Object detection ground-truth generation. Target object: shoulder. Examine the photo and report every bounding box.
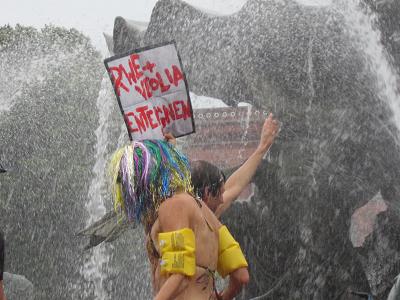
[159,193,196,213]
[158,193,197,231]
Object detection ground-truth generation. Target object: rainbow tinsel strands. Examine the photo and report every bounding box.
[108,140,193,224]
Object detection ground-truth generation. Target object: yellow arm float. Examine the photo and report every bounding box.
[158,228,196,276]
[217,225,248,278]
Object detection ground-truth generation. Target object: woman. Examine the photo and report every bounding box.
[109,140,236,299]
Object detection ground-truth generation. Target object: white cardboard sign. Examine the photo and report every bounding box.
[104,41,195,140]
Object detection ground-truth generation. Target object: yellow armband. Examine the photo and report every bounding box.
[158,228,196,276]
[217,225,248,278]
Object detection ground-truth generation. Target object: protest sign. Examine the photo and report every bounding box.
[104,41,195,140]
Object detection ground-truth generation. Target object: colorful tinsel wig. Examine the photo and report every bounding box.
[108,140,193,225]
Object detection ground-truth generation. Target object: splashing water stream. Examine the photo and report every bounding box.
[238,104,253,160]
[72,1,400,298]
[81,75,115,300]
[335,0,400,139]
[1,1,399,298]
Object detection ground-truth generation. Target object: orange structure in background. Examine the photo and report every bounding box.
[181,106,268,201]
[181,106,268,170]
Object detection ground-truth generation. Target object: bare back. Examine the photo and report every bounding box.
[148,193,220,300]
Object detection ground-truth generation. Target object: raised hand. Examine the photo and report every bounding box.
[258,113,280,153]
[163,131,177,146]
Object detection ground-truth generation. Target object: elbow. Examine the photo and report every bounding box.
[232,268,250,286]
[238,269,250,286]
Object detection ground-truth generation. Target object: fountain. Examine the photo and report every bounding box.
[1,0,400,298]
[80,75,115,300]
[111,0,400,298]
[0,25,104,299]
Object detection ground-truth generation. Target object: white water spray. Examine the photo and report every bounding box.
[336,0,400,138]
[0,37,92,113]
[295,0,332,6]
[238,104,253,160]
[81,75,115,300]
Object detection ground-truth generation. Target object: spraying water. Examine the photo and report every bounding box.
[295,0,332,6]
[336,0,400,138]
[238,104,253,160]
[1,1,400,298]
[0,36,77,113]
[81,75,115,300]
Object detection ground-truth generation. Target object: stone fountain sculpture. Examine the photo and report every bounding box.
[109,0,400,298]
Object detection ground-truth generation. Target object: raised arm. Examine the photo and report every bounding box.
[163,131,176,146]
[154,195,193,300]
[215,113,280,217]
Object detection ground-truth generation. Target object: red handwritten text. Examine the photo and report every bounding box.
[109,54,184,100]
[124,100,192,134]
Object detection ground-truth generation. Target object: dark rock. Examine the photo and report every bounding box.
[113,17,148,54]
[111,0,400,298]
[0,25,103,300]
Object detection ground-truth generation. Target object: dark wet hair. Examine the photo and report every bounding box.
[190,160,226,199]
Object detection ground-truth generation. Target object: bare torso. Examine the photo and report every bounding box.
[148,193,220,300]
